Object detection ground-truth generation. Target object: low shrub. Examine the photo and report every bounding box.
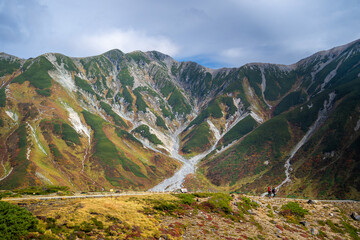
[175,193,196,205]
[0,201,38,239]
[280,202,308,221]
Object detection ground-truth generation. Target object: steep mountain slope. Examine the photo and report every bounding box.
[0,39,359,199]
[199,39,360,199]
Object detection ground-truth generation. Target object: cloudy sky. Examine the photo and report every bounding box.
[1,0,360,68]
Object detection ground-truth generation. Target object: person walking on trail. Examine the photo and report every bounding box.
[272,187,276,197]
[267,186,271,197]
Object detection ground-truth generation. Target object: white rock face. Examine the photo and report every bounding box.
[355,119,360,132]
[5,110,18,122]
[63,104,91,142]
[260,67,272,109]
[26,147,31,160]
[250,111,263,124]
[207,120,221,141]
[27,122,47,156]
[36,172,53,185]
[320,58,345,92]
[45,53,77,93]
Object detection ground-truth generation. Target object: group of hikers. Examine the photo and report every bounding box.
[267,186,276,197]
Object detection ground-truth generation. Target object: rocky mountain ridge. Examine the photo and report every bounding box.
[0,39,359,199]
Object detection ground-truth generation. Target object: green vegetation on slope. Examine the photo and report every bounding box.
[80,56,112,81]
[223,71,251,109]
[331,49,360,88]
[115,129,142,146]
[100,101,127,128]
[221,115,258,147]
[132,125,163,145]
[205,116,291,186]
[45,120,81,146]
[159,80,175,97]
[135,86,174,119]
[106,89,114,98]
[61,123,81,146]
[13,56,54,89]
[0,88,6,107]
[177,62,222,99]
[187,100,222,129]
[263,68,296,101]
[133,89,149,112]
[35,88,51,97]
[116,87,134,111]
[188,96,237,130]
[285,92,330,132]
[0,124,31,189]
[155,69,192,115]
[0,58,20,76]
[167,88,191,115]
[82,111,146,184]
[126,51,150,64]
[54,54,78,72]
[155,114,168,130]
[273,91,306,116]
[182,122,212,154]
[74,76,96,96]
[160,104,174,120]
[235,116,291,159]
[49,144,63,160]
[243,66,263,99]
[291,82,360,199]
[13,186,70,196]
[117,68,134,88]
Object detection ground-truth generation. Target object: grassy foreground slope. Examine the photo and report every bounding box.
[2,193,360,239]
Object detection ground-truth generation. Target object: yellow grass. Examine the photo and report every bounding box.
[32,194,177,239]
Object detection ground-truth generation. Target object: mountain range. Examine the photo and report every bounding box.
[0,39,359,199]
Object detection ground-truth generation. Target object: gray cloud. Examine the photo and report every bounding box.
[1,0,360,68]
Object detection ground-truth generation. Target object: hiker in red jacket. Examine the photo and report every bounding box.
[267,186,271,197]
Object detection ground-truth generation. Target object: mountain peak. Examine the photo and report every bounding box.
[296,38,360,68]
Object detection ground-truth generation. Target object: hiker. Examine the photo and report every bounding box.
[272,187,276,197]
[267,186,271,197]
